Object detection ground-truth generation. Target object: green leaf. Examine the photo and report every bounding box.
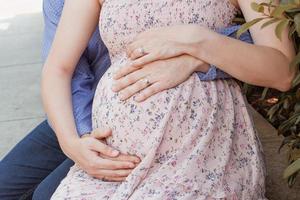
[285,8,300,14]
[237,18,265,38]
[283,98,291,109]
[295,116,300,125]
[275,19,290,40]
[290,51,300,74]
[293,72,300,87]
[291,0,300,4]
[260,87,269,100]
[251,2,265,13]
[271,4,297,18]
[279,136,296,152]
[283,158,300,179]
[289,24,296,38]
[268,103,280,120]
[261,18,280,29]
[297,88,300,99]
[294,13,300,37]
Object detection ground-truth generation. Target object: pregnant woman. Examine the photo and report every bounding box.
[42,0,295,199]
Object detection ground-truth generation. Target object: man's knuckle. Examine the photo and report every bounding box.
[87,161,97,169]
[85,140,94,148]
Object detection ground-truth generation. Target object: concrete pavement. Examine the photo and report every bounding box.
[0,0,44,158]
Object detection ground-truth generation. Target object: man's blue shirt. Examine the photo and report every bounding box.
[42,0,253,136]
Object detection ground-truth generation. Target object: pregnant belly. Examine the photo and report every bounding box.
[91,56,216,158]
[92,66,178,158]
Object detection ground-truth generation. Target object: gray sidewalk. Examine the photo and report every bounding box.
[0,0,44,158]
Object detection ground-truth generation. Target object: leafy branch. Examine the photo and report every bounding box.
[236,0,300,187]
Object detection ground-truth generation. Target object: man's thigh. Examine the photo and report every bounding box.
[33,159,74,200]
[0,120,67,200]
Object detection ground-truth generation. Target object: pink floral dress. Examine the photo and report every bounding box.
[51,0,267,199]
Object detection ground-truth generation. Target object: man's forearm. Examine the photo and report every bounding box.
[43,0,96,136]
[41,66,79,144]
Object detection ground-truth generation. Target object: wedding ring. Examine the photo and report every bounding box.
[137,47,146,56]
[142,78,151,86]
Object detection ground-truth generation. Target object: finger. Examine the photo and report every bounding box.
[119,78,151,100]
[90,139,120,157]
[93,175,127,182]
[91,128,112,139]
[101,153,141,164]
[95,158,136,170]
[126,40,144,57]
[135,82,162,102]
[113,63,141,81]
[131,53,159,69]
[106,176,127,182]
[130,48,147,60]
[112,70,145,92]
[95,169,133,178]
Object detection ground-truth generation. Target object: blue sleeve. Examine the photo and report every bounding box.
[42,0,94,136]
[197,25,253,81]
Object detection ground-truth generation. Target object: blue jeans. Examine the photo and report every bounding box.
[0,120,74,200]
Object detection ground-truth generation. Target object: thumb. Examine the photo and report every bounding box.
[91,128,112,140]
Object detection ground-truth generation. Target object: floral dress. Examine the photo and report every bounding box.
[51,0,267,199]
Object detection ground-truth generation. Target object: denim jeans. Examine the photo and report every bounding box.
[0,120,74,200]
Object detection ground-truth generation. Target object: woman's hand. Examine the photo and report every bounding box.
[126,25,213,68]
[112,55,209,102]
[126,38,186,68]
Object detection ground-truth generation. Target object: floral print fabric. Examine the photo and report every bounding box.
[51,0,267,199]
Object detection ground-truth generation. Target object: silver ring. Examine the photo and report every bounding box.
[137,47,146,55]
[142,78,151,86]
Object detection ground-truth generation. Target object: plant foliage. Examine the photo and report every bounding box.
[238,0,300,187]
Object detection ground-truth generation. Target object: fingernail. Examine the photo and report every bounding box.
[111,85,117,92]
[105,128,112,134]
[134,97,140,102]
[113,74,118,80]
[112,150,119,156]
[128,163,135,168]
[119,94,125,100]
[134,96,142,102]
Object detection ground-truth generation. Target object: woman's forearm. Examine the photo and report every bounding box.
[184,30,295,91]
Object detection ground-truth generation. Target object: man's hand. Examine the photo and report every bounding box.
[61,128,141,182]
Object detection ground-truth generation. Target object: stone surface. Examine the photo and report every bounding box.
[0,14,43,67]
[250,106,300,200]
[0,0,44,159]
[0,63,44,122]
